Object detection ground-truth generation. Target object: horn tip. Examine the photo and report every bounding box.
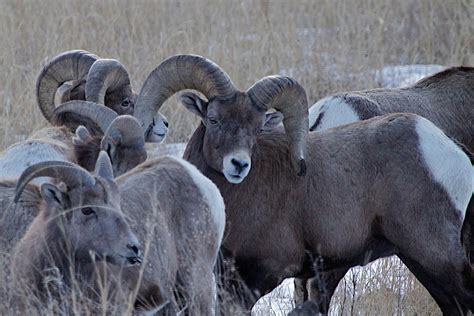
[297,159,306,176]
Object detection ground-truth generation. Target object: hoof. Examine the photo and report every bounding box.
[288,301,322,316]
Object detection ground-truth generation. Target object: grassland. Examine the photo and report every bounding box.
[0,0,472,314]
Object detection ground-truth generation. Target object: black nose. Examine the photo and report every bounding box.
[231,158,249,173]
[127,243,139,255]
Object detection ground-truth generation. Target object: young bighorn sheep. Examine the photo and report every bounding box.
[0,100,147,182]
[114,155,226,314]
[308,66,474,152]
[37,50,169,142]
[5,151,225,314]
[9,153,155,312]
[131,54,474,315]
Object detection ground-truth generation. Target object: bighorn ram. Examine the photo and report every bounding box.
[37,50,169,142]
[0,100,147,182]
[9,153,160,312]
[304,66,474,306]
[308,66,474,152]
[130,54,474,315]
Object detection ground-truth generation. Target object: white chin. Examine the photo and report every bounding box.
[224,172,245,184]
[149,134,165,143]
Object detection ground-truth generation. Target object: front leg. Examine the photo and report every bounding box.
[290,267,349,315]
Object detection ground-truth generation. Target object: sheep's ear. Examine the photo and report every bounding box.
[262,111,283,131]
[100,136,119,168]
[72,126,93,146]
[57,83,72,102]
[40,183,65,210]
[95,150,114,180]
[58,81,86,103]
[179,92,208,119]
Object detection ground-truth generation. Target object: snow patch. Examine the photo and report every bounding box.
[373,64,445,88]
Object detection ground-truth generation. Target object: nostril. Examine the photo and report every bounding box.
[127,243,139,255]
[231,158,241,168]
[231,158,249,173]
[163,120,169,128]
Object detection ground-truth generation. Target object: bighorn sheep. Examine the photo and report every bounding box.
[9,153,155,312]
[114,155,226,314]
[6,150,225,314]
[0,101,147,183]
[37,50,169,142]
[304,67,474,306]
[308,66,474,152]
[130,54,474,315]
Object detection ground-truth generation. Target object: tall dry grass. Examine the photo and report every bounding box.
[0,0,473,314]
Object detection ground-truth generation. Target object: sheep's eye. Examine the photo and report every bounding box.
[209,118,218,125]
[81,207,95,216]
[121,98,132,108]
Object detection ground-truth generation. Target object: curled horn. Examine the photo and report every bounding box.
[133,54,236,139]
[51,100,118,133]
[85,59,132,104]
[14,161,96,203]
[36,50,99,122]
[101,115,145,149]
[247,76,308,176]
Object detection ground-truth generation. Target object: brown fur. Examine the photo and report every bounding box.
[59,80,136,132]
[11,174,138,301]
[70,133,146,177]
[334,66,474,152]
[0,124,145,181]
[60,80,136,116]
[8,161,165,312]
[184,112,474,314]
[115,156,223,315]
[0,181,40,253]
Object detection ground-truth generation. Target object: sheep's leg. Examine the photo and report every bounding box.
[388,217,474,313]
[291,268,348,315]
[175,262,217,316]
[293,278,308,305]
[398,254,468,315]
[214,251,257,314]
[461,197,474,265]
[192,266,217,316]
[307,267,349,314]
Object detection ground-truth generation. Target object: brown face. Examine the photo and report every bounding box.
[104,87,135,115]
[110,142,147,177]
[59,82,135,115]
[180,91,283,183]
[60,84,170,144]
[40,178,141,266]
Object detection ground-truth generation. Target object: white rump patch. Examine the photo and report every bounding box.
[172,157,226,244]
[0,141,68,184]
[309,96,360,131]
[416,117,472,219]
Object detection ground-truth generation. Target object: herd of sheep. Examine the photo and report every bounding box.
[0,50,473,315]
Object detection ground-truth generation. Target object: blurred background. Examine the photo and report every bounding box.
[1,0,472,314]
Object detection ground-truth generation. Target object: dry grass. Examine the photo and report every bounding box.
[0,0,473,314]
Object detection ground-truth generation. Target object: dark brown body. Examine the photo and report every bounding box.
[184,113,474,314]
